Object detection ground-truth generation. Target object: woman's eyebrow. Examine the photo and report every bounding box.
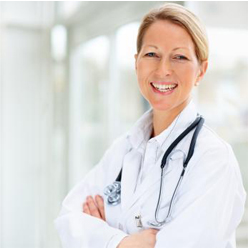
[173,47,189,51]
[144,45,158,49]
[144,45,190,51]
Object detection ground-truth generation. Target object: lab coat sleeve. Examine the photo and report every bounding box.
[155,144,246,248]
[54,137,128,248]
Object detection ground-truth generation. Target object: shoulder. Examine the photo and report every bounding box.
[101,109,152,162]
[103,133,130,161]
[92,132,130,176]
[198,123,233,158]
[183,122,246,201]
[187,122,239,176]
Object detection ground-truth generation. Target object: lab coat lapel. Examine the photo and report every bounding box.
[123,101,198,211]
[121,149,142,211]
[126,134,187,210]
[130,155,173,207]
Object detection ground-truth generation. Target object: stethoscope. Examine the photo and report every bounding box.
[104,115,204,227]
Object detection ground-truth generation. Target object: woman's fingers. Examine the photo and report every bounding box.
[95,195,106,221]
[85,196,102,219]
[82,195,106,221]
[82,202,90,215]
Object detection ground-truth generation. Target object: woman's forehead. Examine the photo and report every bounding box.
[142,21,195,50]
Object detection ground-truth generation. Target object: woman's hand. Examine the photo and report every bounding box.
[117,229,158,248]
[83,196,158,247]
[82,195,106,221]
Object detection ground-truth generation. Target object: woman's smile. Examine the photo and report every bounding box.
[150,82,178,95]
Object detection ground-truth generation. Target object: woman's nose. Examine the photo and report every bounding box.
[155,58,173,77]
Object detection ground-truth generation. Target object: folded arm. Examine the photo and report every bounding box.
[55,136,158,248]
[82,193,158,248]
[54,137,130,248]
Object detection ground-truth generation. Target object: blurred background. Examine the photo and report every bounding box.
[0,1,247,248]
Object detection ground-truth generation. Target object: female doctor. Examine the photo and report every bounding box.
[55,3,246,248]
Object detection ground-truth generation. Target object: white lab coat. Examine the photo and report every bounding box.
[55,102,246,248]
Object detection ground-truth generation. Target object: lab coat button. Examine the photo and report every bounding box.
[118,223,123,230]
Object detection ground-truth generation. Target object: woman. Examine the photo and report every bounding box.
[55,3,246,248]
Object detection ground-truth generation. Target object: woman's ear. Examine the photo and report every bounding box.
[134,54,138,71]
[195,60,208,85]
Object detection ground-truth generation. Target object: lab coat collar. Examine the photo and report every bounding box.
[153,100,198,150]
[126,100,198,153]
[126,108,153,150]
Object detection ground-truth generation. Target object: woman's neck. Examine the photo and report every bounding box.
[151,101,190,138]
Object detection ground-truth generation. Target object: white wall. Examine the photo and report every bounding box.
[0,2,61,248]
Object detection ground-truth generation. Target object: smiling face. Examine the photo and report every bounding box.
[135,20,208,114]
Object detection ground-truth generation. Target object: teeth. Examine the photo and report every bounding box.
[151,83,177,92]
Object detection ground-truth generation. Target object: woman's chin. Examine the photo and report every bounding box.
[150,102,172,112]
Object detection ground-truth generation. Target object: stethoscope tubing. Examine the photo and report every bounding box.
[104,115,205,227]
[152,116,205,225]
[161,116,204,169]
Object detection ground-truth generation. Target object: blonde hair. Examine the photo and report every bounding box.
[137,3,209,63]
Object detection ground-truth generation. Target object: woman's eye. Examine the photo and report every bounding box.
[145,52,157,57]
[174,55,188,60]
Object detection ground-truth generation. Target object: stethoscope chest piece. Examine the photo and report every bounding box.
[104,181,121,205]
